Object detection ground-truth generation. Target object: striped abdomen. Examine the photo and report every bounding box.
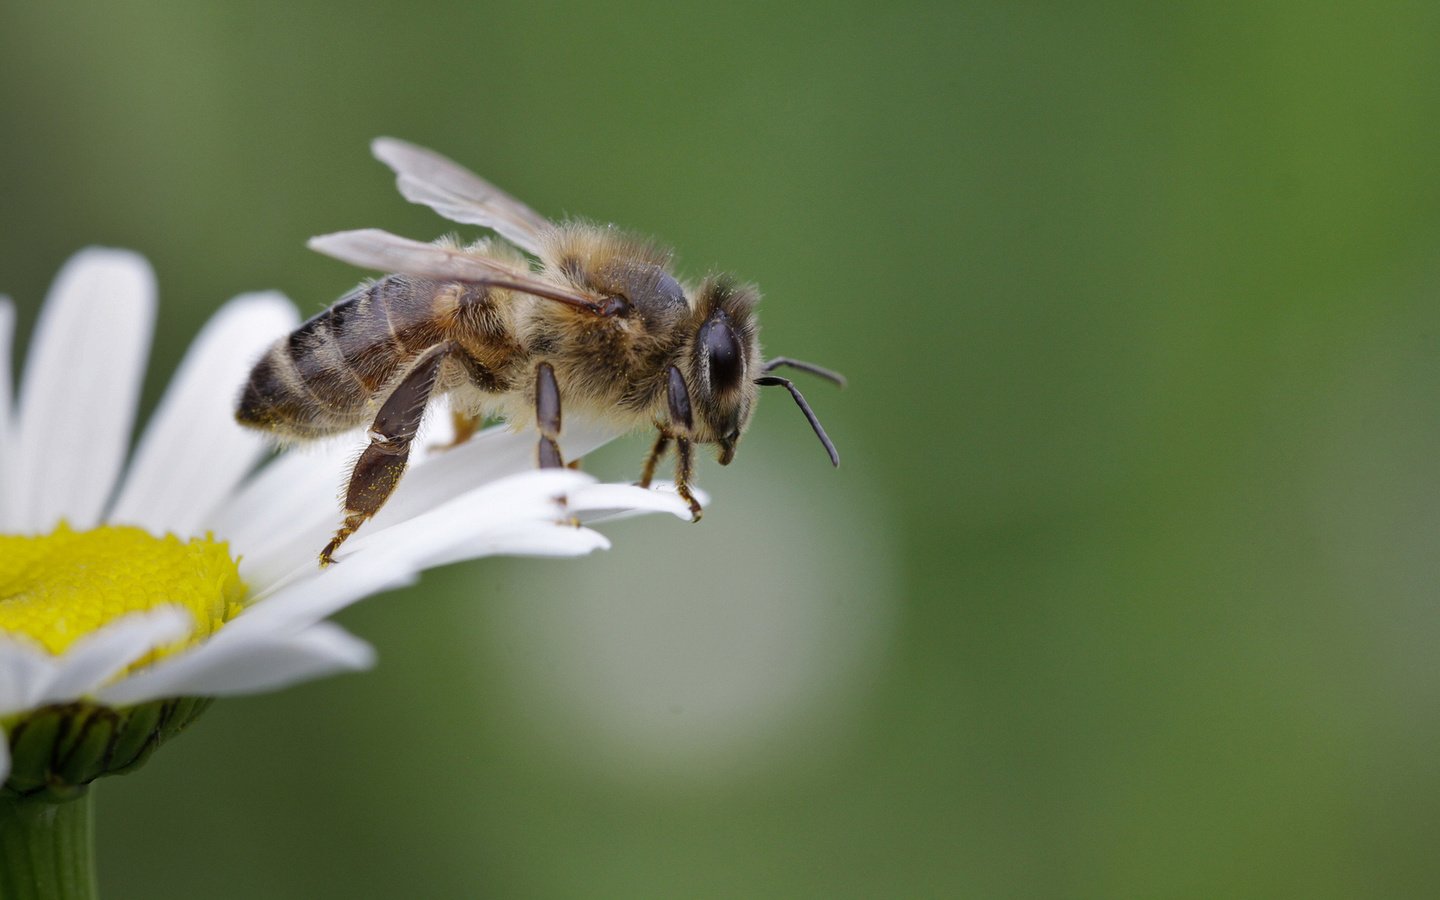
[237,275,449,438]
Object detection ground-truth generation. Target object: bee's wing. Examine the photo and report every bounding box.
[372,137,551,256]
[308,229,607,312]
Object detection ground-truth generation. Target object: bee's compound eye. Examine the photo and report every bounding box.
[653,270,687,310]
[699,313,743,392]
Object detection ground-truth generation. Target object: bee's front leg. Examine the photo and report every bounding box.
[665,366,703,521]
[321,342,454,566]
[534,361,564,468]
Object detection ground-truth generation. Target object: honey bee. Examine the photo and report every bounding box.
[236,138,842,565]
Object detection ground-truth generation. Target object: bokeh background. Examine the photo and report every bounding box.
[3,1,1439,896]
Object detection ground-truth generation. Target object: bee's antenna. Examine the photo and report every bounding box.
[755,375,840,466]
[761,357,847,388]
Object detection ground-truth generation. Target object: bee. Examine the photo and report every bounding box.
[236,138,842,565]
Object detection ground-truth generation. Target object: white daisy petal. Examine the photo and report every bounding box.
[571,481,710,526]
[430,522,612,566]
[36,608,193,705]
[245,469,591,625]
[9,249,155,532]
[98,621,374,705]
[346,468,702,570]
[0,634,59,716]
[0,298,14,522]
[224,555,421,640]
[109,293,298,536]
[365,417,619,532]
[224,419,621,589]
[345,468,593,563]
[243,466,591,607]
[565,482,695,520]
[236,470,594,643]
[352,471,647,569]
[212,437,357,588]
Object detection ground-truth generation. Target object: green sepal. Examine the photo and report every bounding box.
[53,709,116,790]
[3,698,212,800]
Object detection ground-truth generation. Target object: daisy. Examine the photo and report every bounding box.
[0,248,694,799]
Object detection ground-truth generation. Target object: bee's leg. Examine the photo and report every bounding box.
[432,349,505,451]
[535,361,565,469]
[674,437,702,521]
[321,342,452,566]
[638,432,672,488]
[665,366,703,521]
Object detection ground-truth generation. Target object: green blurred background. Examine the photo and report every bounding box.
[3,1,1439,896]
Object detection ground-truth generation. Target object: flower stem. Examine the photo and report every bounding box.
[0,790,97,900]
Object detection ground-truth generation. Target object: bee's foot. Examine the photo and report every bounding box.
[320,514,366,568]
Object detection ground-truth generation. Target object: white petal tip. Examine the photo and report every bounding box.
[57,249,157,302]
[372,136,404,158]
[225,290,299,314]
[563,527,612,554]
[67,246,152,271]
[565,483,696,520]
[332,638,378,672]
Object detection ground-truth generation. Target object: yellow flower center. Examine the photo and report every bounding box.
[0,523,244,658]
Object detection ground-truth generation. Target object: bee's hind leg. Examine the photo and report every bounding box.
[321,342,454,566]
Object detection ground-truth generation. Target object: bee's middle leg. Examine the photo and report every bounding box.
[665,366,703,521]
[638,432,672,488]
[321,342,453,566]
[534,361,565,468]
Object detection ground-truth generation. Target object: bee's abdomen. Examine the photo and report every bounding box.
[236,350,348,438]
[237,277,442,437]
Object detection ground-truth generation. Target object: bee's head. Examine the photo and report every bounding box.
[683,276,761,464]
[665,276,842,469]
